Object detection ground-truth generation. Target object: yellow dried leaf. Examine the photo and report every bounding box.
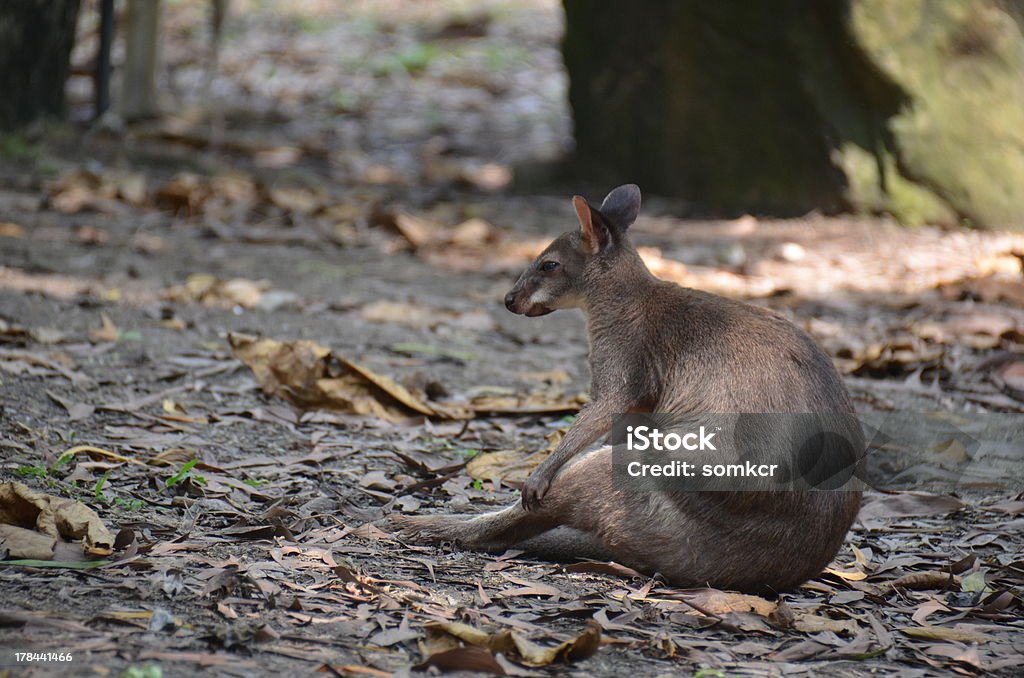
[825,567,868,581]
[89,313,120,342]
[793,613,859,636]
[267,185,321,214]
[162,399,184,415]
[0,222,26,238]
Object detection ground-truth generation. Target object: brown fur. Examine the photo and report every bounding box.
[393,185,862,593]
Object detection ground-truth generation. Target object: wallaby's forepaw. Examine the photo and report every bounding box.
[521,471,553,511]
[389,514,463,545]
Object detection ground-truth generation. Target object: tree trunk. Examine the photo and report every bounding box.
[562,0,1024,231]
[0,0,81,130]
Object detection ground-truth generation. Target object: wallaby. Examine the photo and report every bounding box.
[393,185,863,593]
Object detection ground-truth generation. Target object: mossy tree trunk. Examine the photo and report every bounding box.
[0,0,81,130]
[563,0,1024,231]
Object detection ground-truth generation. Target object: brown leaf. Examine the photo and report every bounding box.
[163,275,270,309]
[89,313,120,342]
[0,222,25,238]
[670,589,778,617]
[450,218,495,246]
[0,266,98,300]
[983,498,1024,515]
[229,333,581,422]
[391,212,440,249]
[793,613,860,636]
[916,312,1016,348]
[510,621,601,667]
[498,573,566,599]
[941,274,1024,307]
[891,571,958,591]
[425,621,515,655]
[46,390,95,421]
[859,492,966,521]
[771,640,832,662]
[155,172,206,215]
[900,625,990,644]
[466,450,541,485]
[0,524,59,559]
[266,185,322,215]
[995,361,1024,399]
[229,332,420,422]
[415,646,506,675]
[912,600,950,624]
[0,482,113,554]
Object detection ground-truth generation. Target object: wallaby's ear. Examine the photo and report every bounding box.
[573,195,608,254]
[598,184,642,232]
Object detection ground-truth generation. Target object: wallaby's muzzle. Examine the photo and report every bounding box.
[504,286,554,316]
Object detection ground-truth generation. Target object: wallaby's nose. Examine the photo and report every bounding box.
[504,291,517,311]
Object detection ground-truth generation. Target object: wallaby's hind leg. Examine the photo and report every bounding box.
[391,447,613,555]
[391,501,558,552]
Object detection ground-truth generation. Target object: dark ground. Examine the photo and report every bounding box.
[1,1,1023,676]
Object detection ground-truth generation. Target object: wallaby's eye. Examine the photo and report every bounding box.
[540,261,560,272]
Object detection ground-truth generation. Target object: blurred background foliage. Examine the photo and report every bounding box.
[2,0,1024,229]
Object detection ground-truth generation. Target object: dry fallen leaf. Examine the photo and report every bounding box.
[163,275,271,309]
[466,450,541,485]
[266,185,322,215]
[916,312,1017,348]
[0,266,99,300]
[228,332,464,423]
[89,313,120,342]
[0,222,26,238]
[425,619,600,668]
[415,646,506,675]
[424,621,515,655]
[824,566,868,582]
[670,589,778,617]
[467,430,564,484]
[0,524,60,560]
[899,625,990,644]
[793,613,859,636]
[0,482,114,556]
[941,274,1024,307]
[510,621,601,667]
[229,333,584,423]
[859,492,966,521]
[994,360,1024,399]
[155,172,206,215]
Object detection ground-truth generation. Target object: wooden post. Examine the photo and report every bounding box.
[121,0,161,121]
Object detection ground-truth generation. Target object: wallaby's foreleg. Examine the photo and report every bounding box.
[521,394,626,509]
